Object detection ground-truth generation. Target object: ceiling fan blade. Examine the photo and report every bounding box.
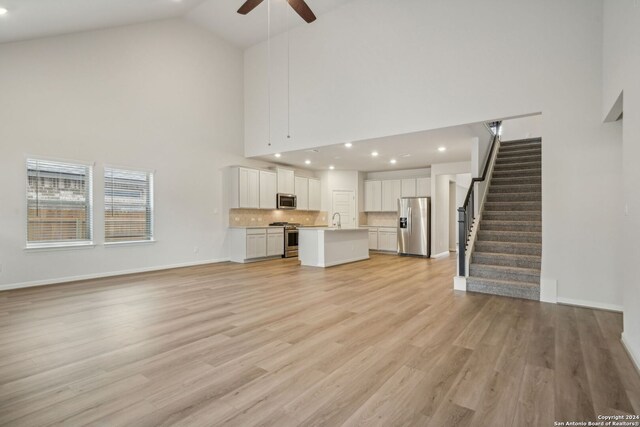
[237,0,265,15]
[287,0,317,23]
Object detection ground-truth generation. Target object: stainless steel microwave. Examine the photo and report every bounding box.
[277,193,297,210]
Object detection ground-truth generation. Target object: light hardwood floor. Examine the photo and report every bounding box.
[0,254,638,426]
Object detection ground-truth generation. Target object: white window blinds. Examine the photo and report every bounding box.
[27,159,93,247]
[104,167,154,243]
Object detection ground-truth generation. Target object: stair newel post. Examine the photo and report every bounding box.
[458,206,467,276]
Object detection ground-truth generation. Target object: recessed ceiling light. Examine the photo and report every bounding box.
[371,151,379,157]
[0,7,8,15]
[305,160,311,165]
[438,146,447,152]
[344,143,352,148]
[274,153,282,158]
[390,159,397,164]
[329,165,335,170]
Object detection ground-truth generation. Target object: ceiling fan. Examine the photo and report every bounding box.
[237,0,317,23]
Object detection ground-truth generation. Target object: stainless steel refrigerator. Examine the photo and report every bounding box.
[397,197,431,257]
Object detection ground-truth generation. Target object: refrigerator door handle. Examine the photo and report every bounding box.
[408,207,412,234]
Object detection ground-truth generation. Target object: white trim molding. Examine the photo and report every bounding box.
[0,258,230,292]
[621,333,640,376]
[453,276,466,291]
[431,251,451,259]
[557,297,623,312]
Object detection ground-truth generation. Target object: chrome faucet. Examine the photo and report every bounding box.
[332,212,342,229]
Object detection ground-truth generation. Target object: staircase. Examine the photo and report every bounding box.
[466,137,542,300]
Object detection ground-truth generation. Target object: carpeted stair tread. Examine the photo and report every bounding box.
[472,252,541,269]
[480,220,541,232]
[489,184,541,193]
[482,211,542,221]
[469,264,541,283]
[477,230,541,243]
[467,277,540,301]
[484,201,542,211]
[487,192,541,202]
[493,160,542,170]
[492,169,541,178]
[491,176,541,185]
[474,241,542,256]
[497,153,542,162]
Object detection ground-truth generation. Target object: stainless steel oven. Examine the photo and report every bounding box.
[270,222,299,258]
[284,227,299,258]
[277,193,297,210]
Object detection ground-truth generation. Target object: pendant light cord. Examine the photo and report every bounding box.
[267,0,271,146]
[287,3,291,139]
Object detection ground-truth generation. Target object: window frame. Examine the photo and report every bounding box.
[24,156,95,250]
[103,165,155,245]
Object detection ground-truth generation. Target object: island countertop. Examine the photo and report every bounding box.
[298,227,369,267]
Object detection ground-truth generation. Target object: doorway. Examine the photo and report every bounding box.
[332,190,356,228]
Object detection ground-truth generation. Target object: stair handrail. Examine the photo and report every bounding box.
[457,121,502,276]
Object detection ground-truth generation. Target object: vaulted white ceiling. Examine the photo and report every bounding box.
[187,0,354,48]
[0,0,353,47]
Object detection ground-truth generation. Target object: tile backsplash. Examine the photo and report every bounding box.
[363,212,397,227]
[229,209,328,227]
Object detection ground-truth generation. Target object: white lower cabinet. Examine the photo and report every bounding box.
[246,232,267,259]
[367,227,397,252]
[368,230,378,250]
[230,228,284,263]
[267,229,285,256]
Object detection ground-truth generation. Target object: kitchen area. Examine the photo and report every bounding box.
[226,161,442,267]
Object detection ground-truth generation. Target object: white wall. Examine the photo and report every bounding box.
[245,0,624,309]
[366,168,431,180]
[603,0,640,368]
[430,162,471,256]
[0,19,255,289]
[500,115,543,141]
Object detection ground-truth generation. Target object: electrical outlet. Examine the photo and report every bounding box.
[193,247,199,254]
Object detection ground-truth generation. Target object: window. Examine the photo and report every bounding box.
[104,167,154,243]
[27,158,93,247]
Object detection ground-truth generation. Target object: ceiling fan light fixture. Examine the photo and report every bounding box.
[237,0,316,23]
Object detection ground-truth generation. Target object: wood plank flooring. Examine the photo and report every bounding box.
[0,254,638,426]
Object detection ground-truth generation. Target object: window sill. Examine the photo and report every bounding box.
[25,242,96,252]
[104,239,156,247]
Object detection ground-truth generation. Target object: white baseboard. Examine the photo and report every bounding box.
[621,333,640,376]
[540,277,557,303]
[431,251,450,259]
[0,258,230,292]
[556,297,623,312]
[453,276,466,291]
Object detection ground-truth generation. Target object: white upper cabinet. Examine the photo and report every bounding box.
[364,180,382,212]
[277,168,295,194]
[308,178,321,211]
[295,176,309,211]
[259,170,277,209]
[229,167,260,209]
[401,179,416,197]
[381,180,402,212]
[416,177,431,197]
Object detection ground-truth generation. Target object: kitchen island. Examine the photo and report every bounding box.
[298,227,369,267]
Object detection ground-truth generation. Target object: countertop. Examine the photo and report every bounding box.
[299,227,368,232]
[228,225,286,229]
